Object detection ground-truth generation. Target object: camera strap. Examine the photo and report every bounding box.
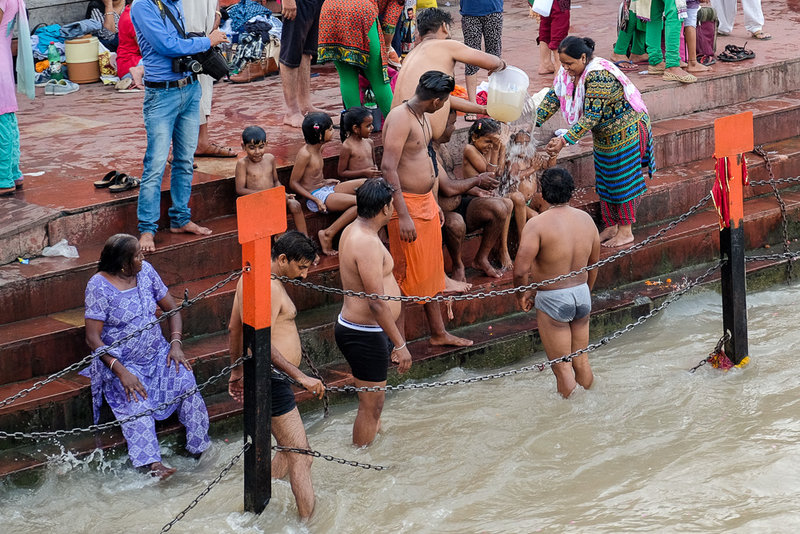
[150,0,188,38]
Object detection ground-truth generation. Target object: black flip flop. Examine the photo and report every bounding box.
[94,170,120,188]
[108,174,141,193]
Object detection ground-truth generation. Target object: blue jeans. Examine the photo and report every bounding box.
[137,81,201,235]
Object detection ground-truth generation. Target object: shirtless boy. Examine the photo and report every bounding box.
[336,178,412,447]
[289,112,366,255]
[235,126,308,236]
[227,231,324,519]
[382,70,472,348]
[513,167,600,398]
[391,7,506,143]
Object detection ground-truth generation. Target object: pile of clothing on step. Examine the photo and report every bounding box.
[220,0,283,83]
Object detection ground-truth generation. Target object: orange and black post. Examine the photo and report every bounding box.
[714,112,752,366]
[236,186,287,513]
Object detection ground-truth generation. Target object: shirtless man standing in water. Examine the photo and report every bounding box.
[392,7,506,143]
[227,231,324,519]
[336,178,412,446]
[513,168,600,398]
[382,70,472,348]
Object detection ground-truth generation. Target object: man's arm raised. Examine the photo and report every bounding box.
[381,112,416,242]
[448,40,505,74]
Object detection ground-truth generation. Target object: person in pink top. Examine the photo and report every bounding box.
[1,0,33,195]
[114,0,144,89]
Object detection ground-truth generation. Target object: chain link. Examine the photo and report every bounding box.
[0,269,245,411]
[689,332,731,373]
[160,442,251,533]
[324,262,723,394]
[272,445,389,470]
[749,175,800,186]
[0,356,249,441]
[275,193,712,303]
[753,147,793,280]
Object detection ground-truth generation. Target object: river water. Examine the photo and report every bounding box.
[3,283,800,533]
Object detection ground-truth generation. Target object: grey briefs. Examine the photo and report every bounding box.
[534,283,592,323]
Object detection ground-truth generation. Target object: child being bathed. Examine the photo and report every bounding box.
[289,113,366,255]
[234,125,308,236]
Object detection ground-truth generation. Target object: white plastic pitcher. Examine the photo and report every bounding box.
[486,66,530,123]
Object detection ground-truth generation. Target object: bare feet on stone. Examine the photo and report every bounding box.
[283,113,305,128]
[538,63,555,75]
[139,232,156,253]
[303,106,328,115]
[686,61,711,73]
[430,332,474,347]
[445,275,471,293]
[474,257,502,278]
[318,230,338,256]
[499,252,514,272]
[602,227,634,248]
[598,225,618,242]
[170,221,212,236]
[451,263,467,283]
[148,462,177,480]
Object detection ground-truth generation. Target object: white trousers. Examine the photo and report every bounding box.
[711,0,764,34]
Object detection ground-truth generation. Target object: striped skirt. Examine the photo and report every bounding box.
[592,113,655,205]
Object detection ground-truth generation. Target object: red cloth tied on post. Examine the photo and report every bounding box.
[711,155,749,230]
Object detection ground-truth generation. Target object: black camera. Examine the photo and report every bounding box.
[172,56,203,74]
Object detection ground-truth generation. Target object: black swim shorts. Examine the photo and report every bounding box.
[271,373,297,417]
[334,314,393,383]
[279,0,324,68]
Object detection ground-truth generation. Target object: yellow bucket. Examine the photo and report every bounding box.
[65,35,100,84]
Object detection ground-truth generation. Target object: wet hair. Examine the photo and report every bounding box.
[242,125,266,145]
[558,36,596,62]
[416,7,453,37]
[340,107,373,143]
[301,112,334,145]
[467,118,501,143]
[415,70,455,101]
[540,167,575,205]
[356,178,395,218]
[272,230,318,262]
[97,233,139,275]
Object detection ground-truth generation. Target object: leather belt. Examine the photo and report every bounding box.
[144,73,197,89]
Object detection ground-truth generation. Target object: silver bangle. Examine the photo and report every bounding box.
[109,358,118,371]
[392,342,407,352]
[170,338,183,346]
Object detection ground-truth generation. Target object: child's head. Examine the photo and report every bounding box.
[513,129,531,145]
[301,112,334,145]
[468,118,501,151]
[241,125,267,161]
[340,107,374,143]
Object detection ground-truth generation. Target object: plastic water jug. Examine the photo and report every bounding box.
[486,66,529,123]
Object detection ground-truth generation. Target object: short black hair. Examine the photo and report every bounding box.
[272,230,318,262]
[98,233,138,275]
[468,118,501,142]
[415,70,455,101]
[558,36,596,62]
[356,178,395,218]
[301,112,334,145]
[540,167,575,205]
[242,125,266,145]
[416,7,452,37]
[340,106,373,142]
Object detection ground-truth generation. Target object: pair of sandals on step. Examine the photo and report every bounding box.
[717,43,756,62]
[94,170,140,193]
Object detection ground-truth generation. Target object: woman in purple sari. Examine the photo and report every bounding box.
[82,234,210,479]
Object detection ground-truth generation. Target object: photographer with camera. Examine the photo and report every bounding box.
[130,0,228,253]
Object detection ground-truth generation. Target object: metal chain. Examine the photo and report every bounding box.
[301,348,329,417]
[689,332,731,373]
[325,261,724,394]
[749,175,800,186]
[273,445,388,470]
[160,442,251,533]
[745,250,800,262]
[0,268,245,410]
[274,193,713,303]
[753,147,793,279]
[0,356,249,441]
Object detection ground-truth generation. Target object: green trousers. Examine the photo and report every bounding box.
[334,21,393,115]
[645,0,682,68]
[613,16,647,57]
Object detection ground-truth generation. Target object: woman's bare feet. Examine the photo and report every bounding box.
[430,332,474,347]
[139,232,156,253]
[602,225,634,247]
[148,461,177,480]
[318,230,338,256]
[598,225,618,242]
[473,256,502,278]
[445,276,472,293]
[170,221,212,236]
[686,61,711,73]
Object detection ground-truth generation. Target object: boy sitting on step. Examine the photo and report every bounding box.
[289,113,366,255]
[235,125,308,237]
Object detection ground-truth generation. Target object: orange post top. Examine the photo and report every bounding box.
[236,187,288,329]
[714,112,753,228]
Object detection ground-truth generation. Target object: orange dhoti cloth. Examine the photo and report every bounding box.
[388,190,446,298]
